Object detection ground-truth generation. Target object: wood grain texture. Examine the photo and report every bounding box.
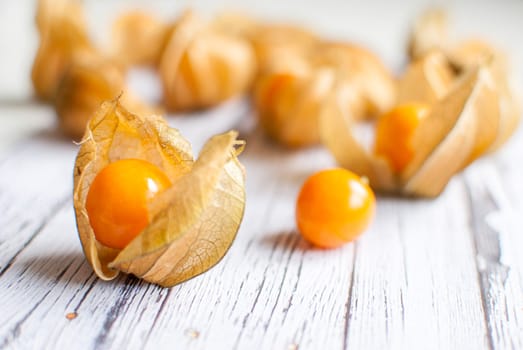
[1,116,522,349]
[463,129,523,350]
[0,134,75,277]
[345,179,489,350]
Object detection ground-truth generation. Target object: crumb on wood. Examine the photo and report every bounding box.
[65,312,77,320]
[185,329,200,339]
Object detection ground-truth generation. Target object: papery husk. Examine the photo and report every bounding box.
[319,91,397,191]
[249,23,319,74]
[254,41,396,147]
[449,41,519,152]
[398,50,455,105]
[254,65,337,148]
[73,99,246,287]
[489,76,521,151]
[110,11,171,67]
[402,66,500,196]
[54,57,158,140]
[312,42,397,118]
[408,9,510,77]
[35,0,85,37]
[211,12,317,70]
[321,65,504,197]
[110,133,245,286]
[211,13,317,83]
[54,58,125,139]
[406,8,520,162]
[74,100,193,280]
[159,11,256,111]
[449,39,508,75]
[211,11,259,39]
[408,8,449,60]
[32,0,96,100]
[448,42,521,150]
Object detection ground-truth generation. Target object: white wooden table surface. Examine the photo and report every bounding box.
[1,1,523,349]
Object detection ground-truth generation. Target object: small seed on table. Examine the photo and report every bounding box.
[65,312,77,320]
[185,329,200,339]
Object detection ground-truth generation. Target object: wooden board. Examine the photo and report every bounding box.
[1,100,522,349]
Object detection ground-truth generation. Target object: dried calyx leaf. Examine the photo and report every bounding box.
[36,0,85,38]
[158,11,256,111]
[211,13,319,76]
[110,11,171,67]
[32,0,96,100]
[249,23,319,74]
[407,8,520,155]
[402,66,500,196]
[54,57,158,140]
[254,61,337,147]
[449,39,508,75]
[211,11,259,39]
[319,92,397,192]
[408,9,509,76]
[408,8,449,60]
[489,74,521,151]
[73,99,246,287]
[398,50,455,105]
[54,58,125,139]
[312,42,396,118]
[321,64,507,197]
[254,41,396,148]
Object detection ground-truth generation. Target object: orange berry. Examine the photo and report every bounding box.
[296,169,375,248]
[374,103,429,173]
[256,73,294,108]
[85,159,171,249]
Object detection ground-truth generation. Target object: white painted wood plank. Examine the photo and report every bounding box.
[0,204,92,349]
[463,129,523,349]
[0,132,76,276]
[345,179,489,350]
[4,124,523,350]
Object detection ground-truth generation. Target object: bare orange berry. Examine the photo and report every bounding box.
[296,169,375,248]
[375,103,430,172]
[85,159,171,249]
